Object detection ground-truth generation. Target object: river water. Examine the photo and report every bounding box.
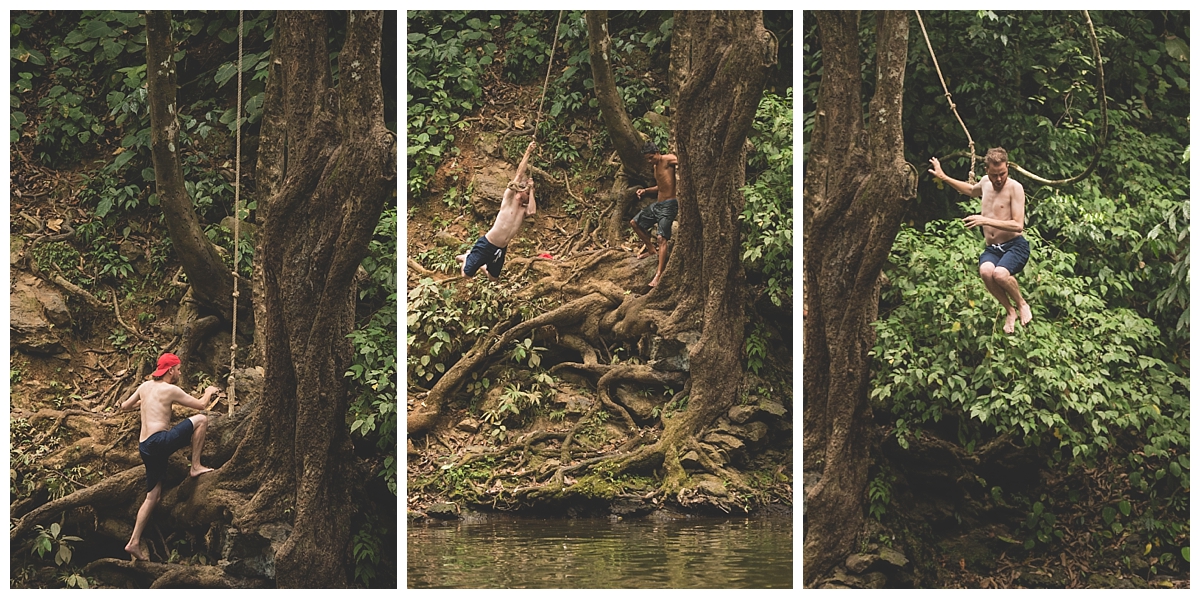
[408,515,793,588]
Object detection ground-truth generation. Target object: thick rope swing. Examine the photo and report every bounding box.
[918,10,1108,186]
[227,10,243,416]
[532,10,564,140]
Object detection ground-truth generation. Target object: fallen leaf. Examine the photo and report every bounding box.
[47,218,63,232]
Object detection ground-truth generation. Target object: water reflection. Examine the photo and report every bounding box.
[408,516,792,588]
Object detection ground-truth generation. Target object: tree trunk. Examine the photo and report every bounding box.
[146,11,236,322]
[586,10,653,184]
[802,11,916,586]
[216,10,395,588]
[647,10,774,486]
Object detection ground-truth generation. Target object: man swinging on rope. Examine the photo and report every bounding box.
[631,140,679,288]
[929,147,1033,334]
[118,353,217,560]
[457,140,537,280]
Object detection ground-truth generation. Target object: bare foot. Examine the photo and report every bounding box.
[190,465,214,478]
[455,253,466,264]
[1019,303,1033,326]
[636,245,656,259]
[125,541,148,561]
[648,274,660,288]
[1003,310,1017,334]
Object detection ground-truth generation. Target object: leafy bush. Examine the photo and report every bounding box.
[740,89,794,308]
[872,214,1189,550]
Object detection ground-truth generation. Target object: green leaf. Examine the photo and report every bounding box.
[1118,500,1131,517]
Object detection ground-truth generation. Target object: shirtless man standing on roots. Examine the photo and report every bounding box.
[456,140,537,280]
[929,147,1033,334]
[630,140,679,288]
[118,352,217,560]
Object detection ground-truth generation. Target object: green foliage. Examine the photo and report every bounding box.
[352,515,384,587]
[347,207,398,495]
[872,215,1189,550]
[744,323,769,376]
[1020,497,1063,549]
[740,89,794,308]
[31,523,83,567]
[868,471,892,521]
[407,11,499,195]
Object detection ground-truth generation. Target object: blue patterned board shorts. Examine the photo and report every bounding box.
[634,198,678,240]
[139,418,195,493]
[463,236,506,278]
[979,235,1030,275]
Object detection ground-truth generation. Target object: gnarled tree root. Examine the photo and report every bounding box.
[10,466,143,542]
[84,558,269,589]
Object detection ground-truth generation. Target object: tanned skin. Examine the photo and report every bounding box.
[118,364,217,560]
[631,150,679,287]
[456,141,537,280]
[929,156,1031,333]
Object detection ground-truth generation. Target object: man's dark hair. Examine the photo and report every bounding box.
[641,141,659,155]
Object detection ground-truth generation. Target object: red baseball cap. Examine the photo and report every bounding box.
[152,353,181,377]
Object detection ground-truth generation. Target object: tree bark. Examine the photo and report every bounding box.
[586,10,654,184]
[216,10,395,588]
[146,11,236,322]
[648,10,774,485]
[802,10,917,586]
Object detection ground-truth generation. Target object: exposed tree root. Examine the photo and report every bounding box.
[84,558,268,589]
[10,466,143,541]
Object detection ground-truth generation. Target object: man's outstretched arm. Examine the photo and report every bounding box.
[172,385,219,411]
[526,179,536,216]
[513,140,536,183]
[928,157,980,197]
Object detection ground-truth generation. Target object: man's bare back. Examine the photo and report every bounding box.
[131,380,201,442]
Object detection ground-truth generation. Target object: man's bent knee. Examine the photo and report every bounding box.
[993,266,1013,281]
[189,413,207,427]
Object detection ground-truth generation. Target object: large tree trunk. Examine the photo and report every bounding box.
[644,10,774,485]
[586,10,653,183]
[802,11,916,587]
[216,10,395,588]
[146,11,236,321]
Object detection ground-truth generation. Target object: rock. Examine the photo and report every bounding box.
[645,331,701,372]
[680,450,704,472]
[614,384,657,421]
[702,432,745,452]
[456,418,481,434]
[610,497,650,517]
[691,474,729,498]
[643,111,669,130]
[476,131,500,157]
[861,571,888,589]
[434,230,462,248]
[878,546,909,569]
[221,522,292,580]
[759,398,788,418]
[728,404,759,424]
[846,553,878,574]
[219,216,257,243]
[426,502,460,520]
[407,438,420,457]
[10,272,68,354]
[469,164,512,220]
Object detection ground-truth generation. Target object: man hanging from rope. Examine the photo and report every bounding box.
[630,140,679,288]
[929,147,1033,334]
[457,140,537,280]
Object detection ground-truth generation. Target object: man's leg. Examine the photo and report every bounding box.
[649,234,669,287]
[630,219,656,259]
[979,263,1019,334]
[187,414,214,477]
[125,482,161,560]
[992,266,1032,328]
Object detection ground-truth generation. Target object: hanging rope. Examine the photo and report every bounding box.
[228,10,243,416]
[918,10,1108,187]
[532,10,565,140]
[916,10,976,183]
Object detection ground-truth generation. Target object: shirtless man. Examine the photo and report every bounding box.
[117,352,217,560]
[929,147,1032,334]
[630,141,679,287]
[456,140,537,280]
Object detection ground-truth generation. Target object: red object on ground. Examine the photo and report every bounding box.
[537,253,553,259]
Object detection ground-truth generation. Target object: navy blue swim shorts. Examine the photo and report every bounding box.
[979,235,1030,276]
[139,418,195,493]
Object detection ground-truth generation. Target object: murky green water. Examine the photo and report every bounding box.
[408,515,793,588]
